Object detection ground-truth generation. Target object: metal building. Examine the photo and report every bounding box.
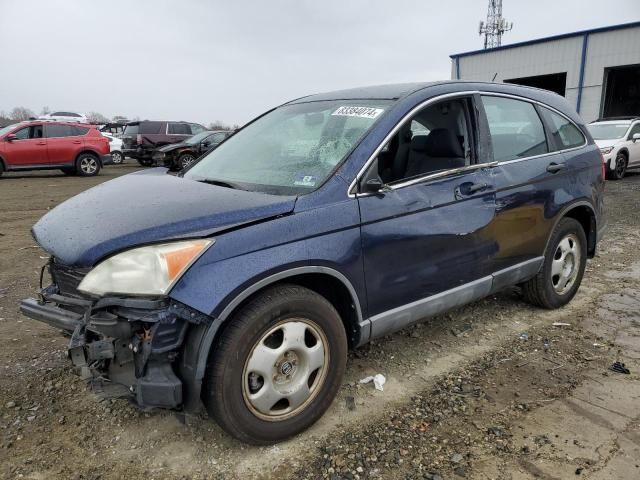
[450,21,640,122]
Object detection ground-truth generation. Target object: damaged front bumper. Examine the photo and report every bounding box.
[19,262,210,410]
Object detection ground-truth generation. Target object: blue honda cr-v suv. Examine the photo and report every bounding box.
[21,81,605,444]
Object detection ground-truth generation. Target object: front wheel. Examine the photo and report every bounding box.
[76,153,101,177]
[607,153,627,180]
[522,218,587,309]
[178,153,196,170]
[203,284,347,445]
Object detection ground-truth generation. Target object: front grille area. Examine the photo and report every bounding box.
[50,260,89,297]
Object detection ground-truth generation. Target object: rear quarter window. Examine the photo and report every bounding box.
[73,126,90,136]
[539,107,585,150]
[168,123,191,135]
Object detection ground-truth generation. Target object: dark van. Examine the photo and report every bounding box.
[121,120,207,165]
[21,81,605,445]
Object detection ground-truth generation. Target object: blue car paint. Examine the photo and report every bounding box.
[28,81,605,407]
[32,168,297,266]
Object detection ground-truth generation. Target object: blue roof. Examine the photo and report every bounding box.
[450,20,640,59]
[289,82,440,103]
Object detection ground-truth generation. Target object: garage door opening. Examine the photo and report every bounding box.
[504,72,567,96]
[602,64,640,118]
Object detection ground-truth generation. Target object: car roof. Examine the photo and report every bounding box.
[286,80,568,104]
[14,120,95,127]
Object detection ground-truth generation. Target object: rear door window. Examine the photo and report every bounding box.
[481,96,548,162]
[46,124,75,138]
[124,124,139,135]
[138,122,164,134]
[168,123,191,135]
[539,107,585,150]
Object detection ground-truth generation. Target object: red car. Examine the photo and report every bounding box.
[0,121,112,177]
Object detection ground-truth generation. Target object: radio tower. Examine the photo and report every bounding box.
[479,0,513,49]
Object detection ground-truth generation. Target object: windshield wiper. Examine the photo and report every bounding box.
[196,178,240,190]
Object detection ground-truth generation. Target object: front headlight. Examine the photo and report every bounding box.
[78,239,213,296]
[599,146,614,155]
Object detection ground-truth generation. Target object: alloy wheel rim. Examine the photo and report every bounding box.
[113,152,122,163]
[181,155,195,168]
[242,318,329,421]
[551,233,581,295]
[80,157,97,174]
[616,156,625,177]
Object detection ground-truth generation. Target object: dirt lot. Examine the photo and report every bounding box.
[1,165,639,480]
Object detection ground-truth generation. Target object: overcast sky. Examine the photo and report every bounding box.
[0,0,638,125]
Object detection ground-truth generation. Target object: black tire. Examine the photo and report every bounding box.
[522,218,587,309]
[111,151,124,164]
[178,153,196,170]
[203,284,348,445]
[0,162,4,177]
[75,153,101,177]
[607,152,627,180]
[137,158,154,167]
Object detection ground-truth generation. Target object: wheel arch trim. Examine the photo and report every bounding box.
[544,200,598,257]
[180,265,363,412]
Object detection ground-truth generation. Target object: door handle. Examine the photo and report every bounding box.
[72,140,81,144]
[36,142,46,145]
[455,182,490,198]
[546,162,566,173]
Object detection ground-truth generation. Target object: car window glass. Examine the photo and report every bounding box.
[13,127,30,139]
[539,107,585,150]
[210,132,227,142]
[372,98,473,184]
[168,123,191,135]
[138,122,164,134]
[190,124,206,134]
[185,100,391,195]
[628,123,640,139]
[31,125,44,138]
[74,126,90,136]
[482,96,548,162]
[46,124,74,138]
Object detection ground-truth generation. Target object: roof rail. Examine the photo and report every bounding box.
[591,116,640,123]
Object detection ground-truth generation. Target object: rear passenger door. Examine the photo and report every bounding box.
[357,95,499,337]
[45,124,79,164]
[479,94,575,282]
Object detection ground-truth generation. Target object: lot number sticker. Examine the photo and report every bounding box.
[332,106,384,119]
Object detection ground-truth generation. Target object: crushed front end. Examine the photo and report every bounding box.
[20,258,209,409]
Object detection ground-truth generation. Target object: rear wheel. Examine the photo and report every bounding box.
[137,158,154,167]
[111,151,124,164]
[76,153,101,177]
[522,218,587,309]
[203,284,347,445]
[607,152,627,180]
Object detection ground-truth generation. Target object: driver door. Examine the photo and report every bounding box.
[357,95,499,338]
[3,124,46,166]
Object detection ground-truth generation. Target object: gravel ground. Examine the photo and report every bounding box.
[0,166,639,479]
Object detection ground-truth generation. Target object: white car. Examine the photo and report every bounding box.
[588,117,640,180]
[102,133,124,164]
[38,111,88,123]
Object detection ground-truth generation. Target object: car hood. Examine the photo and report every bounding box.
[32,169,297,267]
[156,142,189,153]
[594,139,620,149]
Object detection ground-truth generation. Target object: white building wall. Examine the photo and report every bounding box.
[452,25,640,122]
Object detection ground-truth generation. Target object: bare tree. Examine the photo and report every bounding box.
[112,115,128,123]
[10,106,35,121]
[208,120,233,130]
[86,112,110,124]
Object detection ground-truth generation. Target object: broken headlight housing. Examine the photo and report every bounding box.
[78,239,213,296]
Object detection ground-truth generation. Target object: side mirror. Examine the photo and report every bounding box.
[5,134,17,142]
[363,178,391,193]
[633,133,640,142]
